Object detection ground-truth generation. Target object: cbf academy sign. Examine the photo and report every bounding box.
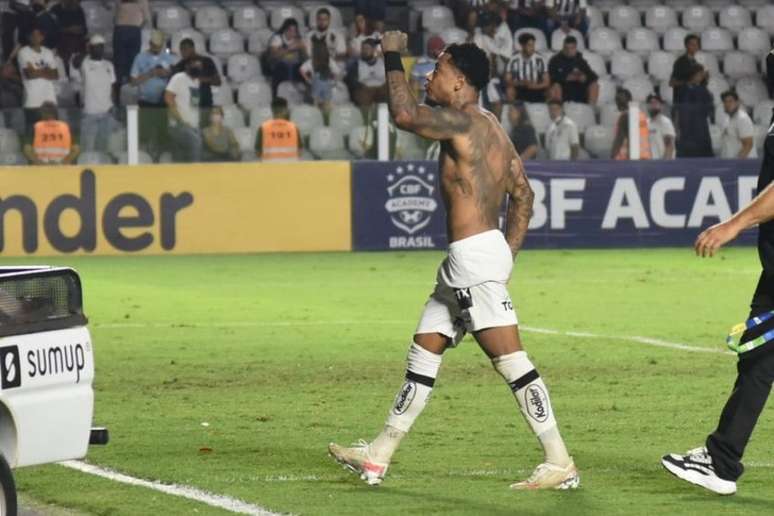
[351,159,761,250]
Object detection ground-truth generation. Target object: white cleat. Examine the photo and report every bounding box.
[661,446,737,495]
[328,440,389,486]
[510,460,580,490]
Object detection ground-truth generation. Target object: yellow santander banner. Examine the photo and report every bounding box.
[0,162,351,256]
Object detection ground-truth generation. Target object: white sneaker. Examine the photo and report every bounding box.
[510,460,580,490]
[328,440,389,486]
[661,446,737,495]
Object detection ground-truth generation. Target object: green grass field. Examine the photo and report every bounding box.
[6,248,774,515]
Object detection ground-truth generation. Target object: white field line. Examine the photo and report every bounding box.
[59,460,284,516]
[94,320,727,354]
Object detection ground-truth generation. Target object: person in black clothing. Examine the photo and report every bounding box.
[548,36,598,105]
[674,63,714,158]
[661,120,774,496]
[171,38,221,127]
[670,33,708,100]
[507,102,538,160]
[767,48,774,100]
[1,1,35,60]
[50,0,87,67]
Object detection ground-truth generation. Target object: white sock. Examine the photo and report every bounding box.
[372,343,442,462]
[492,351,571,467]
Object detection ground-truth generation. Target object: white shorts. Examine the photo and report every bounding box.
[416,230,518,346]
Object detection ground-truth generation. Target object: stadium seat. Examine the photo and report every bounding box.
[514,28,548,52]
[735,77,769,108]
[706,75,731,100]
[195,6,228,34]
[150,1,178,15]
[213,82,235,106]
[609,6,642,32]
[308,5,344,29]
[737,27,771,55]
[723,51,758,80]
[551,29,584,52]
[269,6,306,30]
[276,81,305,105]
[741,0,768,7]
[622,75,654,102]
[290,104,324,138]
[227,53,261,84]
[525,103,551,134]
[753,99,774,124]
[659,80,674,104]
[171,28,207,54]
[700,28,734,53]
[395,130,426,160]
[611,51,645,80]
[583,51,607,78]
[587,7,604,30]
[232,126,257,153]
[114,151,154,164]
[720,6,752,32]
[599,103,621,128]
[439,27,468,46]
[348,125,373,158]
[665,0,695,8]
[626,28,659,55]
[421,6,455,33]
[682,5,714,32]
[331,81,351,105]
[237,80,272,110]
[224,0,257,12]
[248,29,275,55]
[628,0,653,13]
[709,124,723,155]
[663,27,690,52]
[589,28,622,56]
[310,127,349,160]
[0,128,21,154]
[0,153,26,165]
[84,4,112,34]
[648,51,678,82]
[329,103,364,137]
[596,77,617,105]
[233,6,268,34]
[77,152,113,165]
[107,127,127,156]
[250,106,273,128]
[156,6,192,32]
[757,5,774,35]
[185,0,218,12]
[694,52,720,75]
[593,0,618,9]
[222,104,246,128]
[209,30,244,58]
[645,5,678,34]
[563,102,595,132]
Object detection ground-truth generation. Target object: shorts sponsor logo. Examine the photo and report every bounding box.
[501,300,513,311]
[385,164,438,248]
[393,381,417,415]
[454,288,473,309]
[525,384,549,423]
[0,345,21,389]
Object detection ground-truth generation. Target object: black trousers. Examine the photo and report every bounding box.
[706,271,774,481]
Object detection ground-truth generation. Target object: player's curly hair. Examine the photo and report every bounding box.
[444,43,489,92]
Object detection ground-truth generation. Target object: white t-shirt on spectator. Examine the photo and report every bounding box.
[648,113,676,160]
[721,109,757,159]
[72,57,116,115]
[546,115,579,160]
[165,72,200,128]
[305,29,347,57]
[473,23,513,61]
[17,45,58,108]
[356,57,385,88]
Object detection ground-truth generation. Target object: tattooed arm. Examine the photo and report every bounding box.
[505,153,534,258]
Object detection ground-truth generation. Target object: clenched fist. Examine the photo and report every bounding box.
[382,31,408,53]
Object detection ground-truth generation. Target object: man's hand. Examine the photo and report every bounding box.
[382,31,407,53]
[695,220,742,257]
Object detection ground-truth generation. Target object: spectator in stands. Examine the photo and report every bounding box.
[611,88,651,160]
[646,94,676,160]
[17,27,58,141]
[22,101,79,164]
[347,38,386,115]
[670,34,708,99]
[301,38,341,118]
[2,1,36,61]
[507,0,549,37]
[171,38,221,126]
[306,8,346,61]
[0,47,24,110]
[767,48,774,101]
[474,11,513,72]
[505,33,549,103]
[255,97,302,161]
[267,18,306,96]
[114,0,151,86]
[462,9,479,41]
[720,90,756,160]
[674,64,714,158]
[545,99,579,160]
[548,36,598,105]
[202,106,240,162]
[354,0,385,34]
[410,36,445,101]
[348,13,380,61]
[546,0,588,35]
[31,0,58,50]
[50,0,86,68]
[131,30,178,158]
[72,34,115,153]
[165,57,203,163]
[507,102,538,160]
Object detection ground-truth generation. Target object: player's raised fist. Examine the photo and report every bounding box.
[382,31,407,53]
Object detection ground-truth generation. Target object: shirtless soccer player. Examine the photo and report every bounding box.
[328,33,578,490]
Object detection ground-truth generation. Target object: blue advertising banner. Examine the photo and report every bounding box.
[352,159,761,250]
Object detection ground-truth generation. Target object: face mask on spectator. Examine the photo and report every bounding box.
[89,46,104,60]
